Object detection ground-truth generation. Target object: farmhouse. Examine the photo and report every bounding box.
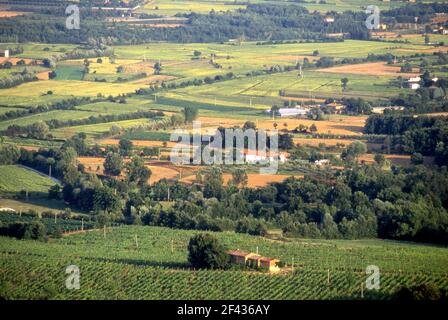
[372,106,405,114]
[279,108,308,118]
[408,76,421,90]
[245,150,287,164]
[325,102,346,114]
[226,250,280,272]
[315,159,330,167]
[0,49,9,58]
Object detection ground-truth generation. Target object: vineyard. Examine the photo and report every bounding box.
[1,226,447,299]
[0,212,95,234]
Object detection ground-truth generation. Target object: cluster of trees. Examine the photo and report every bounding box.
[365,114,448,165]
[4,134,448,245]
[0,221,46,241]
[0,3,372,44]
[0,71,37,89]
[114,163,448,244]
[188,233,229,270]
[383,3,448,24]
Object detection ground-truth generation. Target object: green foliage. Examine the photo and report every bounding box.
[119,138,133,157]
[188,233,229,269]
[183,105,198,123]
[0,144,20,165]
[104,152,123,176]
[126,156,151,186]
[394,284,448,301]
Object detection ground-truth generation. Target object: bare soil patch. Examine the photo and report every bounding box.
[0,57,37,65]
[131,74,177,85]
[36,71,50,80]
[317,62,419,77]
[0,11,26,18]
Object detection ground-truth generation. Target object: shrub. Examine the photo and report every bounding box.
[188,233,229,269]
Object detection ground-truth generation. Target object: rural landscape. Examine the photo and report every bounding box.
[0,0,448,302]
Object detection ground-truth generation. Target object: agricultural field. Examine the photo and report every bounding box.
[50,118,158,139]
[0,165,58,197]
[0,225,447,299]
[0,80,143,97]
[0,198,82,216]
[169,69,406,102]
[136,0,246,15]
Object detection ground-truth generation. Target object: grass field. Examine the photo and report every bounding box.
[1,43,78,60]
[0,225,447,299]
[54,65,84,81]
[0,165,57,197]
[0,198,83,215]
[51,118,156,139]
[136,0,246,15]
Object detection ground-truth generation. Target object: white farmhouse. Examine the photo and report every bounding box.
[245,151,287,164]
[0,49,9,58]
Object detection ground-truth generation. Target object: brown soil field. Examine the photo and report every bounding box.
[17,145,40,152]
[78,157,202,184]
[432,15,448,24]
[196,116,245,127]
[143,23,184,28]
[371,32,398,38]
[293,137,357,147]
[78,157,106,174]
[359,154,434,166]
[397,47,448,54]
[99,138,179,148]
[281,96,326,103]
[317,62,419,77]
[0,11,26,18]
[147,165,179,184]
[181,173,303,188]
[256,116,367,136]
[36,71,50,80]
[122,61,154,74]
[183,116,366,136]
[131,74,177,85]
[0,57,36,65]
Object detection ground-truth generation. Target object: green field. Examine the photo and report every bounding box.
[0,100,159,130]
[6,43,78,60]
[0,225,447,299]
[50,118,158,139]
[136,0,246,15]
[121,131,172,141]
[54,65,84,81]
[0,165,57,197]
[113,40,442,82]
